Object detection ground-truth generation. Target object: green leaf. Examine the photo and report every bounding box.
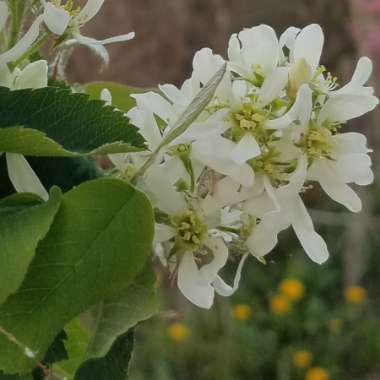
[159,63,226,148]
[54,320,91,379]
[31,331,69,380]
[0,373,32,380]
[85,82,146,113]
[88,262,158,357]
[8,0,27,48]
[0,178,154,374]
[57,263,158,378]
[27,157,101,194]
[42,331,68,365]
[0,188,62,305]
[0,86,145,156]
[74,330,135,380]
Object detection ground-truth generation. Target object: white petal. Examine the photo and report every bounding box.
[159,84,187,105]
[14,60,48,89]
[132,91,175,122]
[0,16,43,66]
[258,67,289,106]
[329,153,373,186]
[214,176,263,208]
[332,132,369,154]
[177,253,215,309]
[143,164,187,215]
[246,212,289,258]
[201,238,229,282]
[319,175,362,213]
[266,84,312,129]
[43,3,70,35]
[154,224,176,245]
[169,110,229,146]
[192,137,255,187]
[85,32,135,45]
[279,26,300,50]
[6,153,48,201]
[293,24,324,72]
[128,108,162,150]
[244,175,279,217]
[100,88,112,105]
[227,33,248,77]
[318,94,379,124]
[192,48,225,85]
[239,25,279,74]
[69,33,110,65]
[334,57,373,96]
[231,134,261,163]
[289,196,329,264]
[76,0,104,24]
[0,1,9,32]
[213,254,248,297]
[351,57,373,85]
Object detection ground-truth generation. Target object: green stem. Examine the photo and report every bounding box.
[130,146,161,185]
[8,0,28,49]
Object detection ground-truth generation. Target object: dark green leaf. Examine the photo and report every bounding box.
[0,178,154,374]
[74,330,135,380]
[57,263,158,378]
[0,86,145,156]
[87,263,159,357]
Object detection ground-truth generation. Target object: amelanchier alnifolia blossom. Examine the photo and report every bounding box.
[109,23,378,308]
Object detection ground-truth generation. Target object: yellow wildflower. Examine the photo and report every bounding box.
[305,367,329,380]
[270,295,290,315]
[167,323,189,343]
[232,304,252,321]
[344,286,367,305]
[293,350,313,369]
[279,278,305,301]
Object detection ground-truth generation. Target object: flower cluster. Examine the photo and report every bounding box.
[109,24,378,309]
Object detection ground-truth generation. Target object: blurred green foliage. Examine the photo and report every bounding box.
[129,224,380,380]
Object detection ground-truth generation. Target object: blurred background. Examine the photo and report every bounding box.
[71,1,380,379]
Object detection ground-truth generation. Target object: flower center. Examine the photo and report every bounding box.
[172,209,208,250]
[228,102,270,144]
[169,143,191,157]
[301,124,334,160]
[249,148,295,186]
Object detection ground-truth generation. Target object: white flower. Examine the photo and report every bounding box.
[128,48,255,187]
[294,86,377,212]
[146,162,243,309]
[0,61,49,201]
[228,24,281,79]
[244,156,330,264]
